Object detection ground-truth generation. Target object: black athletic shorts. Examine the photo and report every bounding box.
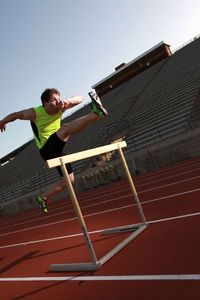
[39,132,73,176]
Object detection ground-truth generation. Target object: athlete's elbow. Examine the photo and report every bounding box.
[15,111,26,120]
[10,112,19,121]
[77,95,84,104]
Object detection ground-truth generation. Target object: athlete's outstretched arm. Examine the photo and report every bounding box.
[60,95,84,112]
[0,108,36,132]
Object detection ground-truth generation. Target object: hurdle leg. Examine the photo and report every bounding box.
[117,146,147,224]
[48,142,148,271]
[102,145,147,236]
[50,158,100,272]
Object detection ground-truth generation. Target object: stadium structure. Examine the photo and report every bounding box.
[0,35,200,216]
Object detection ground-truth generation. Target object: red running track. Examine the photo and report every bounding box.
[0,156,200,299]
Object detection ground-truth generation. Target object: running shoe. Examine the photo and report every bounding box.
[36,195,48,213]
[88,91,108,118]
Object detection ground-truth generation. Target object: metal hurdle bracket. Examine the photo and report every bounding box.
[47,141,148,272]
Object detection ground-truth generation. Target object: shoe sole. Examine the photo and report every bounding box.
[88,92,108,116]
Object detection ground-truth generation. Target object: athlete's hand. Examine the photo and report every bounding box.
[57,100,65,111]
[58,99,71,111]
[0,121,6,132]
[58,96,83,112]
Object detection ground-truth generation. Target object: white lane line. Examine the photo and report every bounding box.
[0,211,199,249]
[1,163,200,227]
[149,211,200,224]
[0,274,199,281]
[1,169,200,230]
[140,175,200,192]
[0,187,200,238]
[0,203,135,238]
[1,181,200,234]
[1,158,200,228]
[136,160,200,182]
[0,228,103,249]
[0,189,132,231]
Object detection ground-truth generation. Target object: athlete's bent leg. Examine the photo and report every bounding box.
[44,173,74,200]
[36,173,74,213]
[57,113,99,141]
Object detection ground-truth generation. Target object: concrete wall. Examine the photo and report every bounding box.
[130,127,200,174]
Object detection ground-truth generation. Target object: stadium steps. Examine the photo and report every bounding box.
[1,37,200,204]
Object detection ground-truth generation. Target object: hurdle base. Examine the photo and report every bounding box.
[50,224,147,272]
[50,262,100,272]
[102,223,147,235]
[99,224,147,266]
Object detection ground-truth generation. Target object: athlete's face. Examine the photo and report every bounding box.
[45,93,61,114]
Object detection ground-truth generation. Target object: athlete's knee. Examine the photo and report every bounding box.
[61,173,74,184]
[69,173,75,184]
[57,123,71,140]
[61,123,70,131]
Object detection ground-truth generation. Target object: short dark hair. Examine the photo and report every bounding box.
[41,88,60,106]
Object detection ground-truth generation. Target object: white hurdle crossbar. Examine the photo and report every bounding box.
[47,141,148,272]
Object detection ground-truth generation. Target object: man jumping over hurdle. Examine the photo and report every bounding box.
[0,88,108,213]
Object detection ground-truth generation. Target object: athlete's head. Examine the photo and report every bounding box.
[41,88,61,114]
[41,88,60,106]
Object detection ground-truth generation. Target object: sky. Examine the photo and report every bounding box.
[0,0,199,159]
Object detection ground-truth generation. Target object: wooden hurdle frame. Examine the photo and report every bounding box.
[47,141,148,272]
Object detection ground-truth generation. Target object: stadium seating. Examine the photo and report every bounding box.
[1,36,200,210]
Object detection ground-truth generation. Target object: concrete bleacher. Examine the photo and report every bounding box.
[108,55,200,132]
[1,36,200,214]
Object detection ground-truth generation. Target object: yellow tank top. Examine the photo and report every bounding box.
[31,105,62,149]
